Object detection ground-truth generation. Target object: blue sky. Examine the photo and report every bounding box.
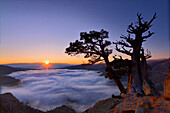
[1,0,169,64]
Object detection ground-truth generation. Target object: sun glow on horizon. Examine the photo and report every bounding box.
[45,60,50,65]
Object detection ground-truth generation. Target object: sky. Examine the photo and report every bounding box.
[0,0,169,64]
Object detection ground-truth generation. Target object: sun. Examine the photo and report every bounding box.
[45,60,50,65]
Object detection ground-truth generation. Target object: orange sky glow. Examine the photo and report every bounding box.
[1,0,169,65]
[0,51,168,65]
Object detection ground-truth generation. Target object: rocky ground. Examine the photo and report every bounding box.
[84,94,170,113]
[0,93,76,113]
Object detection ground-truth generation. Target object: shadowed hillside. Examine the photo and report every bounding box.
[0,65,29,87]
[149,59,170,93]
[0,65,29,76]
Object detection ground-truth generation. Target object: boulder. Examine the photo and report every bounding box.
[83,98,122,113]
[164,66,170,99]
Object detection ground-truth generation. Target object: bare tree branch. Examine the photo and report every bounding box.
[115,44,132,56]
[147,13,157,27]
[142,31,154,39]
[114,40,132,48]
[141,48,152,59]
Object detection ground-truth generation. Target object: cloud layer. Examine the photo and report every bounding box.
[2,69,122,112]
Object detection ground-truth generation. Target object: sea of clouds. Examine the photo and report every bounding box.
[2,69,123,112]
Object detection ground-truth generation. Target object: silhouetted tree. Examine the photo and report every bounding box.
[106,56,132,94]
[65,29,125,92]
[113,13,160,96]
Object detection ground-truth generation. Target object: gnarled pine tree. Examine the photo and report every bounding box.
[65,29,125,93]
[107,56,132,94]
[113,13,160,96]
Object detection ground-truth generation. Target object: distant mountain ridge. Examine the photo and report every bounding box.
[63,63,106,70]
[2,59,168,70]
[3,63,74,69]
[64,59,169,71]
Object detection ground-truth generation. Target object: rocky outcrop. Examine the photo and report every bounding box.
[83,98,122,113]
[84,60,170,113]
[0,65,30,87]
[0,93,42,113]
[0,93,76,113]
[164,66,170,99]
[84,94,170,113]
[0,76,21,86]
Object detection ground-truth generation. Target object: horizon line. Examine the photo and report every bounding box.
[0,57,169,65]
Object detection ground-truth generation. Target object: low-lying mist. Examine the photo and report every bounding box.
[2,69,122,112]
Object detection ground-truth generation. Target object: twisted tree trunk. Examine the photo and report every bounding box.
[126,73,132,94]
[130,47,160,96]
[104,57,125,93]
[140,52,160,96]
[113,13,158,96]
[130,42,143,95]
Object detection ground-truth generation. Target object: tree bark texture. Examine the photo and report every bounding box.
[130,42,143,94]
[126,74,132,94]
[141,54,160,96]
[105,57,125,93]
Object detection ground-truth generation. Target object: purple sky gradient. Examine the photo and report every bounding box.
[1,0,169,64]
